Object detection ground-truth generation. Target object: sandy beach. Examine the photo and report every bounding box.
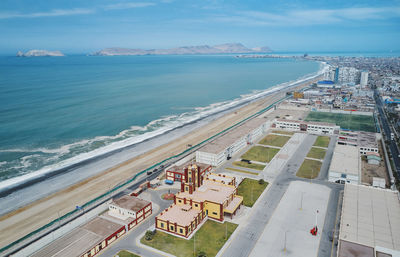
[0,76,320,250]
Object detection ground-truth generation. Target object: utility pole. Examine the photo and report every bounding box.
[225,222,227,239]
[284,230,288,252]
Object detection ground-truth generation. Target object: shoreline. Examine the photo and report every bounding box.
[0,72,324,250]
[0,61,328,195]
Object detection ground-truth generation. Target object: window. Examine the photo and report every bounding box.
[180,228,183,233]
[195,204,198,207]
[170,226,174,231]
[161,223,164,228]
[212,212,218,215]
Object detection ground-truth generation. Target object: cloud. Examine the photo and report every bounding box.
[212,7,400,27]
[103,2,156,10]
[0,2,156,19]
[0,8,94,19]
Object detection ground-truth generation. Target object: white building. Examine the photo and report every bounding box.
[360,71,369,86]
[338,184,400,257]
[196,117,270,166]
[108,195,152,221]
[273,119,339,135]
[328,144,360,184]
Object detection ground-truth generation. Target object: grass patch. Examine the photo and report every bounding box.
[115,250,140,257]
[313,136,330,148]
[272,130,295,135]
[241,146,280,163]
[232,161,265,171]
[259,134,290,147]
[296,159,322,179]
[305,112,375,132]
[237,178,268,207]
[141,220,238,257]
[226,167,258,175]
[307,147,326,160]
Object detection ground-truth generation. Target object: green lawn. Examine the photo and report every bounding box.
[141,220,238,257]
[115,250,140,257]
[313,136,330,148]
[296,159,322,179]
[237,178,268,207]
[232,161,265,171]
[241,146,280,163]
[305,112,375,132]
[307,147,327,160]
[272,130,295,135]
[226,167,258,175]
[259,134,291,147]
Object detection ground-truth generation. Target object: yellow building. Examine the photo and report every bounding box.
[156,168,242,238]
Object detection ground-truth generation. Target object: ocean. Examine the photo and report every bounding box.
[0,54,321,186]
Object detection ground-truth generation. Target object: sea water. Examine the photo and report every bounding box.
[0,54,320,183]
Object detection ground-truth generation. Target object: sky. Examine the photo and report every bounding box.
[0,0,400,54]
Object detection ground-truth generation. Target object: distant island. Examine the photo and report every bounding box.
[91,43,272,56]
[16,50,65,57]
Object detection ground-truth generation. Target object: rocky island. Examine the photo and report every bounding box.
[91,43,271,56]
[16,50,65,57]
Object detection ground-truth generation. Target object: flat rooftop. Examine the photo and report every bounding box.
[157,204,201,227]
[329,144,360,176]
[358,132,378,148]
[339,184,400,254]
[110,195,150,213]
[198,116,268,154]
[205,173,234,185]
[30,217,123,257]
[166,161,209,174]
[177,180,235,204]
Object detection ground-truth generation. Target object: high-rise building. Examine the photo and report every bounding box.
[360,71,369,86]
[338,67,360,85]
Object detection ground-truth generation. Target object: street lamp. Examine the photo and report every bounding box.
[299,192,305,211]
[283,230,289,253]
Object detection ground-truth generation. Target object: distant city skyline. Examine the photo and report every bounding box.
[1,0,400,54]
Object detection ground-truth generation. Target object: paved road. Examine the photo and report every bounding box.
[99,188,178,257]
[376,94,400,177]
[220,134,344,257]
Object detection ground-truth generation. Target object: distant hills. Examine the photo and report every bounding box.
[91,43,272,56]
[16,50,65,57]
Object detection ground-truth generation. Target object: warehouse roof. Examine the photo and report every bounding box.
[338,184,400,256]
[30,217,123,257]
[329,144,360,176]
[198,117,268,154]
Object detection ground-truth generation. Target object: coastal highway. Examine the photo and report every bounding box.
[376,93,400,177]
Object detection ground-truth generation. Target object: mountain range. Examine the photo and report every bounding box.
[91,43,271,56]
[16,50,65,57]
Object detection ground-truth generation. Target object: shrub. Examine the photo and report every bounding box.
[197,251,207,257]
[258,179,265,185]
[145,230,154,241]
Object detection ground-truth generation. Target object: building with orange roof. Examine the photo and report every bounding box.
[155,165,242,238]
